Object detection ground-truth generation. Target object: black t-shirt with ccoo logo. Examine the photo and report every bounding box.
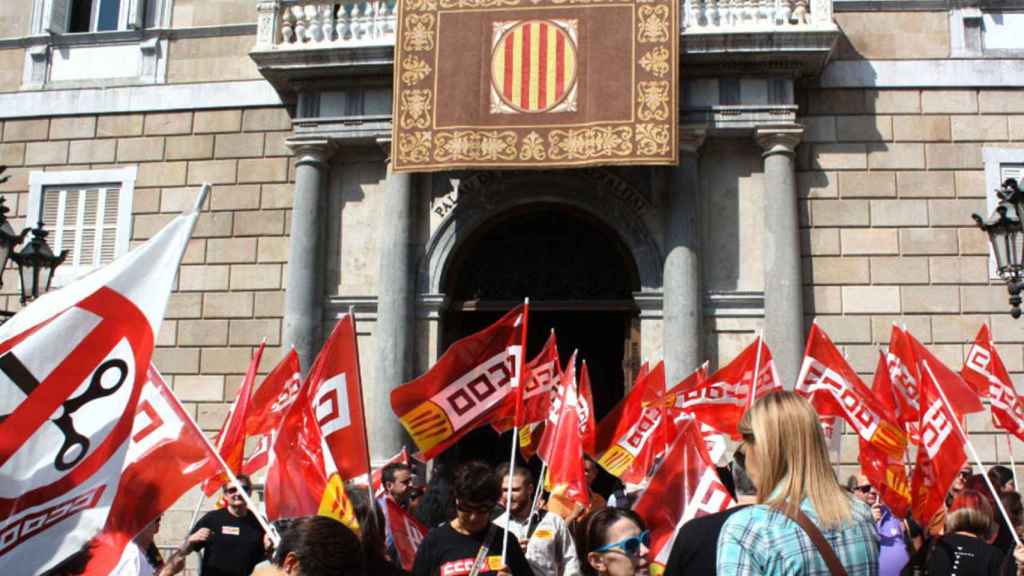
[191,508,266,576]
[412,522,532,576]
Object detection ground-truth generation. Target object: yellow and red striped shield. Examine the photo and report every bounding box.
[491,20,578,113]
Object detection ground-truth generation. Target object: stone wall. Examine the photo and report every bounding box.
[171,0,257,27]
[0,107,295,562]
[797,86,1024,475]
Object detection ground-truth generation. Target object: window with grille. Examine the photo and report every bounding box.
[27,168,136,284]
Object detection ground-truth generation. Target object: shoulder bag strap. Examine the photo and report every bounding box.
[771,503,849,576]
[468,524,500,576]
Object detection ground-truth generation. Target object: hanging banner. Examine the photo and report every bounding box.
[392,0,678,172]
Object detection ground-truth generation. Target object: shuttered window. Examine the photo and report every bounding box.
[41,185,122,271]
[27,168,136,285]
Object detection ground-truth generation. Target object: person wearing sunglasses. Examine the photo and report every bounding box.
[161,475,267,576]
[583,508,650,576]
[412,461,532,576]
[717,392,878,576]
[847,472,910,576]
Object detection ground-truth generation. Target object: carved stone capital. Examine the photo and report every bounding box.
[287,138,335,168]
[679,129,707,156]
[756,125,804,158]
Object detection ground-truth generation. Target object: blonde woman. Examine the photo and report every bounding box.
[716,391,879,576]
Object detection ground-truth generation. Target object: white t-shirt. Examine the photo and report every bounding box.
[110,541,156,576]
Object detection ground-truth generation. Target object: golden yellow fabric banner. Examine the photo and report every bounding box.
[392,0,678,172]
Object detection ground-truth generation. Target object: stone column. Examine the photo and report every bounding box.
[663,130,705,386]
[373,151,416,461]
[756,125,805,387]
[284,138,334,373]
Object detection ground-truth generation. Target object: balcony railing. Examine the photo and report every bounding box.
[254,0,397,50]
[682,0,834,31]
[253,0,833,52]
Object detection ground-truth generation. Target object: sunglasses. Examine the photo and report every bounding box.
[226,485,252,495]
[854,485,874,494]
[594,530,651,557]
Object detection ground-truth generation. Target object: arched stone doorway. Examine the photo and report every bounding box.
[440,202,643,464]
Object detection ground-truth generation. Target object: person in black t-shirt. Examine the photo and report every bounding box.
[412,461,531,576]
[664,450,756,576]
[162,475,267,576]
[927,489,1006,576]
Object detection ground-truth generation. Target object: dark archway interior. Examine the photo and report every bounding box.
[440,204,640,493]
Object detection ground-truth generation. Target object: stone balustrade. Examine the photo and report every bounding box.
[253,0,832,52]
[255,0,397,50]
[682,0,834,31]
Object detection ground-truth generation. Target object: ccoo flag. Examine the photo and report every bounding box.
[264,317,365,532]
[82,368,222,574]
[633,418,734,576]
[202,340,265,496]
[242,348,302,476]
[0,188,203,575]
[391,305,525,460]
[962,324,1024,441]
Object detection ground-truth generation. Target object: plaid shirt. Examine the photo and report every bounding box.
[717,497,880,576]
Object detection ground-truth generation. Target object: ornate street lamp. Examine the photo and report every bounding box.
[11,223,68,304]
[973,178,1024,318]
[0,166,68,311]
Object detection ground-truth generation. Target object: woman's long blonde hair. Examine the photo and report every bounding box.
[739,391,853,528]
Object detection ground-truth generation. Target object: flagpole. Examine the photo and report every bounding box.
[163,375,281,547]
[528,461,548,523]
[921,360,1021,546]
[349,307,378,517]
[1008,434,1020,490]
[750,329,764,407]
[502,298,529,566]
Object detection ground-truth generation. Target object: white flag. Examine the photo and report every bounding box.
[0,187,206,575]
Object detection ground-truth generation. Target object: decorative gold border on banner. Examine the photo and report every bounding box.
[392,0,678,172]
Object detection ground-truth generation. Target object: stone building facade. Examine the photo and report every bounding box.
[1,0,1023,561]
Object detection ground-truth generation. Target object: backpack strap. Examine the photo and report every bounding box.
[771,502,849,576]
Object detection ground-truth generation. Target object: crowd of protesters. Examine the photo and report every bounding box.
[41,392,1024,576]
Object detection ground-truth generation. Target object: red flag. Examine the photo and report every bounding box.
[518,421,545,461]
[202,341,265,496]
[664,338,780,439]
[796,324,912,517]
[656,363,708,441]
[859,438,912,519]
[264,348,359,533]
[962,324,1024,441]
[84,368,222,574]
[385,497,427,571]
[391,305,526,460]
[796,324,906,456]
[492,332,560,433]
[592,361,665,458]
[909,337,984,526]
[537,351,578,464]
[577,360,597,456]
[0,204,198,575]
[542,359,590,517]
[307,314,369,481]
[634,418,734,575]
[887,326,924,442]
[242,348,302,475]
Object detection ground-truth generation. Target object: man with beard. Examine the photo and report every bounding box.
[162,475,267,576]
[493,464,580,576]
